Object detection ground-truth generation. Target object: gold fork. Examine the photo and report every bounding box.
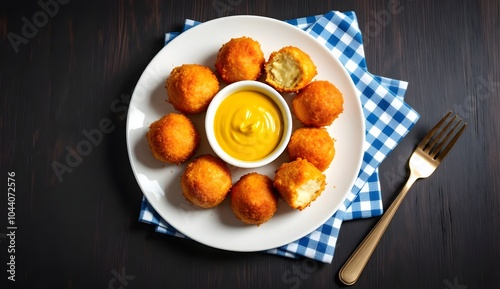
[338,111,467,285]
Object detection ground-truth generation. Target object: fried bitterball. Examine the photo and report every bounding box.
[264,46,317,93]
[181,154,232,208]
[215,37,265,83]
[146,113,200,164]
[166,64,219,114]
[230,173,279,226]
[287,127,335,171]
[292,80,344,127]
[273,158,326,211]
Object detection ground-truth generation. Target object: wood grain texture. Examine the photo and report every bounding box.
[0,0,499,288]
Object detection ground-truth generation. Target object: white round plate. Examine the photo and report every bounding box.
[126,15,365,252]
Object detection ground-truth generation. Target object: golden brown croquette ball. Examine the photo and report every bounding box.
[230,173,279,225]
[264,46,317,93]
[292,80,344,127]
[166,64,219,114]
[287,127,335,171]
[181,154,232,208]
[273,158,326,211]
[146,113,200,164]
[215,37,265,84]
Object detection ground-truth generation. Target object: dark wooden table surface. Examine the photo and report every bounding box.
[1,0,499,288]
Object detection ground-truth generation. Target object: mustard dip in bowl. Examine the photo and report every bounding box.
[205,80,292,168]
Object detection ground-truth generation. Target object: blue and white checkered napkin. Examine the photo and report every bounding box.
[139,11,419,263]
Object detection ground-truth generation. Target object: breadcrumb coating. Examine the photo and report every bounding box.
[146,113,200,164]
[287,127,335,171]
[292,80,344,127]
[273,158,326,210]
[166,64,219,114]
[215,37,265,83]
[230,173,278,225]
[181,154,232,208]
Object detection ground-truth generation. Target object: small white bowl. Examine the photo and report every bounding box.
[205,80,292,168]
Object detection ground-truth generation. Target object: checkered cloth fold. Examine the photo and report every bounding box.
[139,11,419,263]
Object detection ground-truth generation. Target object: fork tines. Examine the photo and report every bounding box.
[419,111,467,160]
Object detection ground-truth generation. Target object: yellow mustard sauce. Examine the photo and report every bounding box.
[214,90,283,161]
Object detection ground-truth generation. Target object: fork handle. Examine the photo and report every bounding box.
[338,174,419,285]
